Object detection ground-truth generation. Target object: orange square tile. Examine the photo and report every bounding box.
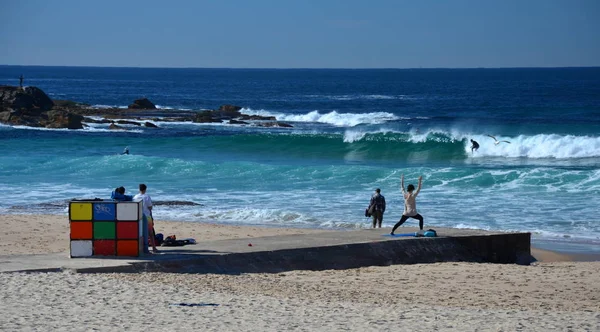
[70,221,93,240]
[117,240,140,257]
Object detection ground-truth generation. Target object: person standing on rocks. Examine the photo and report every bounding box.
[19,75,24,89]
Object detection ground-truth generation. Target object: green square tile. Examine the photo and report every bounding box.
[93,221,116,239]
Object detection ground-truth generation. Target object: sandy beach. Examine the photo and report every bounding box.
[1,214,599,331]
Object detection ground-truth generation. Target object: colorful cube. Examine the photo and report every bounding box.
[70,199,143,258]
[70,221,93,240]
[116,222,139,239]
[70,202,93,221]
[93,202,116,221]
[93,221,116,239]
[70,240,93,257]
[116,202,140,221]
[93,240,116,256]
[117,240,140,256]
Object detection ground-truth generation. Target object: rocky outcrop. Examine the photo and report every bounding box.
[83,117,112,124]
[52,100,91,110]
[0,110,41,127]
[1,86,292,130]
[116,120,141,126]
[128,98,156,109]
[0,86,87,129]
[218,104,242,113]
[192,105,283,125]
[239,114,276,121]
[193,110,224,123]
[44,110,84,129]
[0,86,54,114]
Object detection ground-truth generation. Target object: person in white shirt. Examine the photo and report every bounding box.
[134,183,159,253]
[391,174,424,235]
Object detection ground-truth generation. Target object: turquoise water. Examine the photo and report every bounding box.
[1,66,599,252]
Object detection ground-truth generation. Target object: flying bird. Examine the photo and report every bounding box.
[487,135,511,145]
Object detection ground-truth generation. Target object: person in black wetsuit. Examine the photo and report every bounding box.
[470,139,479,153]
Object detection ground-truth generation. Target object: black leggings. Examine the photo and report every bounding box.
[391,214,424,233]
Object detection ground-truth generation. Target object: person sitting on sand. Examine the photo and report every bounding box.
[470,139,479,153]
[368,188,386,228]
[391,174,424,235]
[111,186,133,201]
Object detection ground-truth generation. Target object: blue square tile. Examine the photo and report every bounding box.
[93,202,116,221]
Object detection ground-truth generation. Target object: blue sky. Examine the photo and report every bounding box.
[1,0,599,68]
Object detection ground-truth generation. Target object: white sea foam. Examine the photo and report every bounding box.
[304,94,416,101]
[241,108,400,127]
[464,133,600,159]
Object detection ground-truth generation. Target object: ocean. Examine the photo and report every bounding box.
[1,65,599,252]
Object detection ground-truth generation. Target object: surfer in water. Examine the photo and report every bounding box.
[470,139,479,153]
[121,146,130,155]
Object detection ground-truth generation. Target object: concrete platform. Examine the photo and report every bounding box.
[0,227,531,274]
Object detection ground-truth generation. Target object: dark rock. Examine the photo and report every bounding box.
[258,122,293,128]
[116,120,141,126]
[128,98,156,109]
[0,111,11,123]
[0,110,42,127]
[239,114,277,121]
[103,114,124,119]
[229,119,248,125]
[193,110,222,123]
[147,116,192,122]
[52,99,90,109]
[83,117,112,124]
[144,121,158,128]
[108,123,125,130]
[44,110,84,129]
[0,85,54,114]
[218,104,242,113]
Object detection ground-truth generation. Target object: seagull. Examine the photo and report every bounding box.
[487,135,511,145]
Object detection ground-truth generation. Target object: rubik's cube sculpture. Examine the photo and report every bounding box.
[69,200,143,257]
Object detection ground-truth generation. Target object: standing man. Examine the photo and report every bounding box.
[19,75,24,89]
[134,183,159,253]
[391,174,424,235]
[368,188,386,228]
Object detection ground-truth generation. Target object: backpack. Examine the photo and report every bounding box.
[423,229,437,237]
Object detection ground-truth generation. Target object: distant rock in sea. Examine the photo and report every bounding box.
[0,85,85,129]
[128,98,156,109]
[0,86,292,129]
[0,85,54,113]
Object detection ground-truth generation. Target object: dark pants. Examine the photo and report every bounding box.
[391,213,424,233]
[372,210,383,228]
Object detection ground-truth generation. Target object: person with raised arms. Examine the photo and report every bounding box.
[391,174,424,235]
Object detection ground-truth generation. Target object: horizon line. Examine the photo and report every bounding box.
[1,64,600,70]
